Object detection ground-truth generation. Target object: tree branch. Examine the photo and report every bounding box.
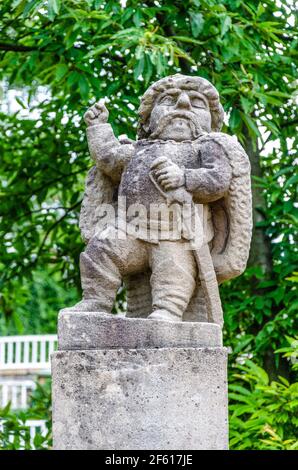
[0,42,37,52]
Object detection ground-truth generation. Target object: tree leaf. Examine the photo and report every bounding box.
[220,15,232,37]
[134,56,145,80]
[189,12,204,38]
[240,111,261,138]
[55,64,68,81]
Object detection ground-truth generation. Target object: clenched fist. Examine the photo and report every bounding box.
[151,156,185,190]
[84,100,109,126]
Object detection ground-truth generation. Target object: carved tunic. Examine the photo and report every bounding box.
[87,123,232,242]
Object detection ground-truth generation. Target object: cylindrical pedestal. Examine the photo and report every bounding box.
[52,312,228,450]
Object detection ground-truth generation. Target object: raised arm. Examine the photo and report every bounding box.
[84,100,135,183]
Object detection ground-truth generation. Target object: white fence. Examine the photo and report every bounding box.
[0,379,36,409]
[0,335,55,449]
[24,419,48,447]
[0,335,57,372]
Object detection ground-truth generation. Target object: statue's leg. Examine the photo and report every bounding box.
[148,241,197,322]
[65,231,147,313]
[183,283,209,322]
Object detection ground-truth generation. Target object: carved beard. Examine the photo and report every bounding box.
[149,111,202,140]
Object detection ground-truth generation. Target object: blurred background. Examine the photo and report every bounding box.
[0,0,297,450]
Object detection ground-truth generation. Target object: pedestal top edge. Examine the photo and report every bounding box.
[58,309,221,329]
[58,310,223,350]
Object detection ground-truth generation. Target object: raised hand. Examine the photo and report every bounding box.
[84,99,109,126]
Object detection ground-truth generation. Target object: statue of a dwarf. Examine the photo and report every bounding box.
[67,74,252,326]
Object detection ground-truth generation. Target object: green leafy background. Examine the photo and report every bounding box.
[0,0,297,449]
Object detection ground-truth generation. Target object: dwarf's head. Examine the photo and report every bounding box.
[137,74,224,141]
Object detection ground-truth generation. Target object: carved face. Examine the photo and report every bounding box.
[148,89,212,141]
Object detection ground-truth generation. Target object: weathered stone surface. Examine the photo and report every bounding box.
[58,311,222,350]
[51,74,252,450]
[66,73,252,325]
[52,346,228,450]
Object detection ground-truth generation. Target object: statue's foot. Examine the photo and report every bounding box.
[60,299,111,315]
[147,309,182,322]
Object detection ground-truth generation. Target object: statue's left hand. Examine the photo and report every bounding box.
[151,157,185,190]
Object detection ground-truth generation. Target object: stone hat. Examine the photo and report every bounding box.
[137,73,225,138]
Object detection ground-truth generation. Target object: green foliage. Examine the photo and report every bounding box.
[0,269,78,334]
[0,379,52,450]
[229,339,298,450]
[222,264,297,366]
[0,0,297,450]
[276,336,298,372]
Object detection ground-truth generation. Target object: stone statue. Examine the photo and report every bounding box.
[66,74,252,326]
[54,75,252,448]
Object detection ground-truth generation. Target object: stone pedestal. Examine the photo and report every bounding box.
[52,312,228,450]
